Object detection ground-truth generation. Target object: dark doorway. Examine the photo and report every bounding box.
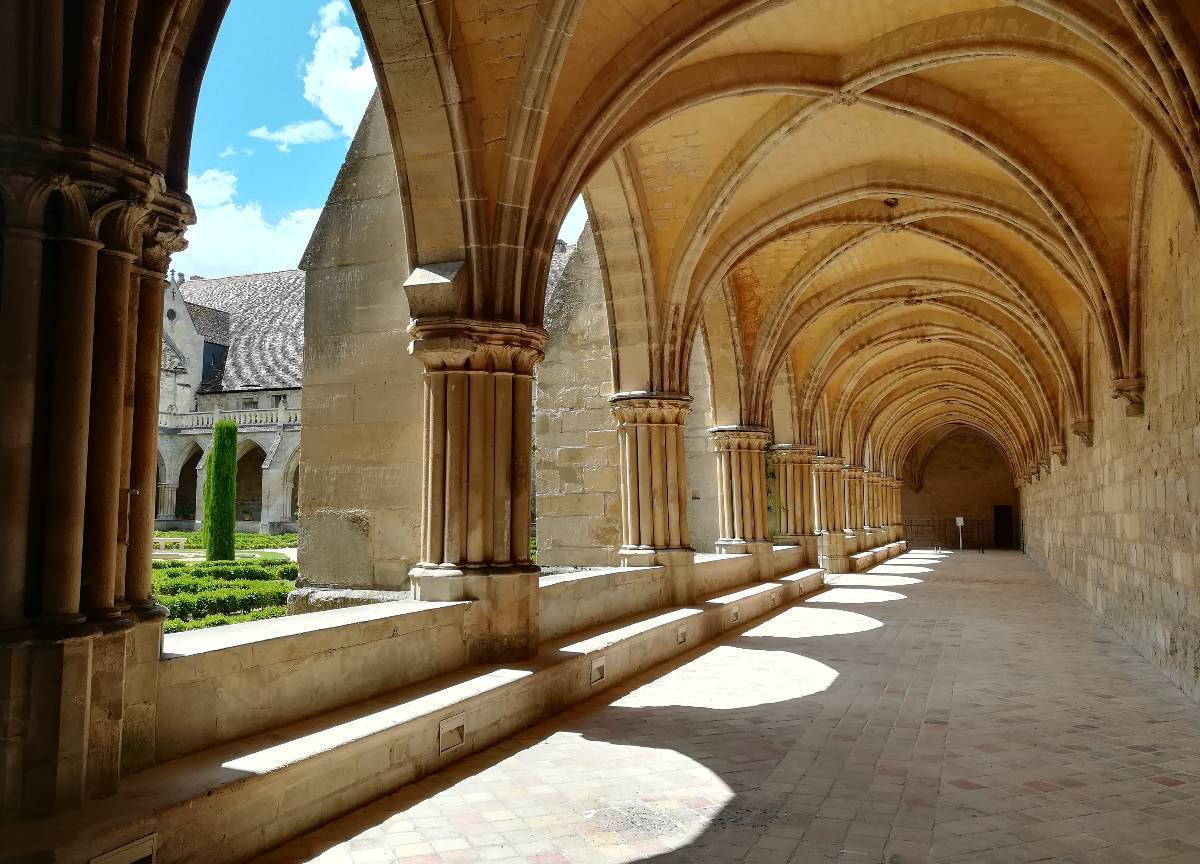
[994,504,1014,548]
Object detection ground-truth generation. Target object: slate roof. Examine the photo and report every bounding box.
[185,302,230,346]
[160,332,188,373]
[164,246,576,393]
[179,270,305,392]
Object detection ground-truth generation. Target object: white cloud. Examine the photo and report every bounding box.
[248,119,337,152]
[219,144,237,158]
[303,0,375,137]
[174,169,321,278]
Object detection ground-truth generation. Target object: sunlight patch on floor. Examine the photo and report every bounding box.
[612,645,837,709]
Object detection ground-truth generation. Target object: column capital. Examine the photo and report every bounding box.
[814,455,845,472]
[709,425,771,450]
[408,317,548,372]
[609,391,691,425]
[865,469,884,481]
[768,443,817,462]
[844,465,865,479]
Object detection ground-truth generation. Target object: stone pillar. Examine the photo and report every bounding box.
[37,231,101,626]
[844,465,867,552]
[155,485,178,519]
[769,444,819,564]
[126,233,181,615]
[407,319,547,663]
[866,470,884,543]
[886,476,903,541]
[80,233,138,621]
[0,189,44,629]
[711,427,770,552]
[815,457,850,573]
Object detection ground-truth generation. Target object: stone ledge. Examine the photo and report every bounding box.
[13,566,827,864]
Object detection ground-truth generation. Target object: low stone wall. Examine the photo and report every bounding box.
[538,566,669,642]
[154,600,469,761]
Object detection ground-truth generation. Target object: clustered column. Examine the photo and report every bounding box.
[711,426,771,554]
[768,444,818,563]
[885,476,904,540]
[814,456,850,573]
[0,169,187,817]
[844,465,866,552]
[609,393,692,565]
[408,319,546,662]
[866,470,884,541]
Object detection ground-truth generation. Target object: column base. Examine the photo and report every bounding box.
[618,547,697,604]
[412,564,540,663]
[843,529,859,555]
[773,533,820,566]
[818,532,850,574]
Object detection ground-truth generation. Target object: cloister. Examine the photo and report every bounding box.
[2,1,1200,862]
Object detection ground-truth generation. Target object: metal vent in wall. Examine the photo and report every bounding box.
[677,623,687,645]
[729,606,740,625]
[591,656,606,685]
[91,835,156,864]
[439,713,466,753]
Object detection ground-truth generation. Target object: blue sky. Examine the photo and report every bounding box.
[174,0,586,279]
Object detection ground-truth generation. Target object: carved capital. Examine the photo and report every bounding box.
[1112,375,1145,417]
[768,443,817,465]
[709,425,771,452]
[1050,444,1067,466]
[609,391,691,426]
[408,318,548,374]
[1070,420,1094,447]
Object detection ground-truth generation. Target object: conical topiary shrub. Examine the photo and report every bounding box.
[203,419,238,561]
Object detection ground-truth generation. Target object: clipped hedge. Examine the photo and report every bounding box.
[162,583,292,621]
[204,420,238,561]
[150,560,297,581]
[164,607,287,634]
[155,531,298,550]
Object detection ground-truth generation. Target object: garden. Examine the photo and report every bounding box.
[156,420,297,632]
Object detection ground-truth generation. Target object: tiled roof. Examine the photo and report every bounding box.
[184,302,231,346]
[180,270,304,392]
[160,332,188,373]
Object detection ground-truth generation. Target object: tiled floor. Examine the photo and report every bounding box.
[255,551,1200,864]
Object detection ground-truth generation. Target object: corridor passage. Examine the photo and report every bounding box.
[257,553,1200,864]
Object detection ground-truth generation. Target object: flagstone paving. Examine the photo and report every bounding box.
[254,550,1200,864]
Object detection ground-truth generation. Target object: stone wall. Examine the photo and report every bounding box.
[902,432,1018,522]
[686,330,721,552]
[298,94,423,591]
[534,227,622,566]
[1021,157,1200,702]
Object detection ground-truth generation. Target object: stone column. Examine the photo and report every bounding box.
[80,232,138,621]
[886,476,903,541]
[407,319,547,662]
[126,232,181,615]
[711,427,771,553]
[769,444,819,564]
[0,189,44,628]
[815,457,850,573]
[866,470,884,544]
[155,484,178,519]
[610,393,692,565]
[844,465,866,553]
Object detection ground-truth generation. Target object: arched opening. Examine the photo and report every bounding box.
[235,442,266,528]
[176,446,203,522]
[902,430,1019,549]
[685,330,719,552]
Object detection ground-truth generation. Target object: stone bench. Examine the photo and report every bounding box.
[17,564,827,864]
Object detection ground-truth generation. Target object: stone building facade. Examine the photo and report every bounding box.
[155,271,303,534]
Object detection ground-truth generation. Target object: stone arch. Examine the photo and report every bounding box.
[234,440,266,528]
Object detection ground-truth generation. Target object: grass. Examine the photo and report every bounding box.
[155,530,298,549]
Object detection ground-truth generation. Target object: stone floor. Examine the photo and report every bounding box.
[254,551,1200,864]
